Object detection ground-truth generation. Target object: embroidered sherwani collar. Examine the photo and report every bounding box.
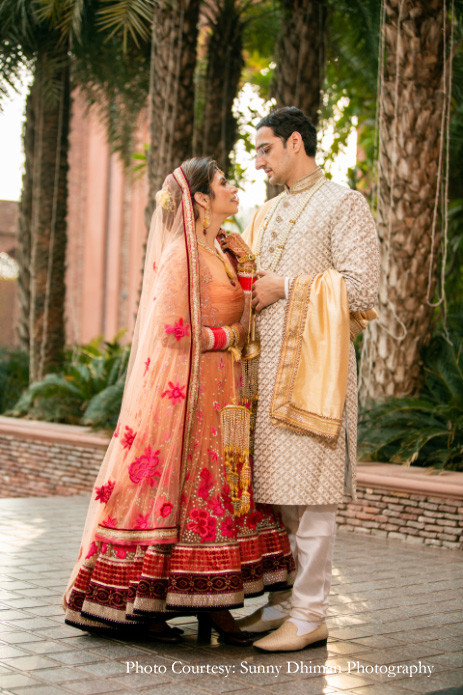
[285,167,324,194]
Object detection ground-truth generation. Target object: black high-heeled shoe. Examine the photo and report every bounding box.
[197,611,255,646]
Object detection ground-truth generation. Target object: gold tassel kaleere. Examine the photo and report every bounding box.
[221,346,251,516]
[241,264,260,437]
[241,313,260,435]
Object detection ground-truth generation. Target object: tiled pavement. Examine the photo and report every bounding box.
[0,496,462,695]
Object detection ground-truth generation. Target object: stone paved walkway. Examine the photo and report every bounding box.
[0,496,462,695]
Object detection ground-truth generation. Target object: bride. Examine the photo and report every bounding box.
[64,158,294,645]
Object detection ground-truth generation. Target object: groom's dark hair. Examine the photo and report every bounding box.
[257,107,317,157]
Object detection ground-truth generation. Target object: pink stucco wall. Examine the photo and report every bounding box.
[66,92,149,346]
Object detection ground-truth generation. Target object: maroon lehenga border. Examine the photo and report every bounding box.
[65,507,295,630]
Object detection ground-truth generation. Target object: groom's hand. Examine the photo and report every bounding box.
[252,270,285,313]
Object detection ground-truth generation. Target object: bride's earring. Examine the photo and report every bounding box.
[203,204,210,234]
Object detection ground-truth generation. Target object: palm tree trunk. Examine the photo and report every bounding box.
[147,0,201,216]
[197,0,244,175]
[26,50,70,383]
[267,0,326,198]
[359,0,447,402]
[17,92,34,352]
[273,0,326,122]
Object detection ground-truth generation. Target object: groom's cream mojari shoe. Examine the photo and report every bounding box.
[235,607,288,633]
[253,621,328,652]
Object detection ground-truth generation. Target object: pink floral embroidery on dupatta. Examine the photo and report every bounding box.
[154,496,174,518]
[94,480,115,504]
[144,357,151,375]
[101,516,117,528]
[220,517,235,538]
[164,317,190,341]
[128,446,161,485]
[162,382,186,405]
[198,468,214,500]
[187,508,217,542]
[121,426,137,450]
[133,512,150,529]
[160,502,173,518]
[207,448,219,463]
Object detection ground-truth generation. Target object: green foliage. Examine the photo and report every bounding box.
[0,348,29,414]
[72,24,151,165]
[9,335,130,429]
[241,0,280,94]
[323,0,381,194]
[359,327,463,472]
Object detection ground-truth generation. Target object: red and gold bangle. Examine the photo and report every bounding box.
[204,327,215,351]
[223,326,234,348]
[231,325,240,347]
[212,327,227,350]
[206,326,237,350]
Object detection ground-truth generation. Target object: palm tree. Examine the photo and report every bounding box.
[0,3,71,381]
[0,1,152,383]
[146,0,201,216]
[195,0,246,174]
[359,0,450,401]
[265,0,326,198]
[273,0,326,123]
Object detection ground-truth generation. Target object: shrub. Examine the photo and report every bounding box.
[0,348,29,414]
[359,330,463,472]
[10,334,130,430]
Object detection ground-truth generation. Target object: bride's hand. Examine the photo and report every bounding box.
[252,270,285,313]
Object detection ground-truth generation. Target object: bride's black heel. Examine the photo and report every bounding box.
[196,611,255,646]
[197,613,212,642]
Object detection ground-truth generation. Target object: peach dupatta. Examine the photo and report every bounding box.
[65,168,201,604]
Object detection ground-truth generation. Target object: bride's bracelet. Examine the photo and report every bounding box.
[230,325,240,347]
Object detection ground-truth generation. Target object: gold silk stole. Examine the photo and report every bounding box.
[271,270,377,439]
[270,270,348,438]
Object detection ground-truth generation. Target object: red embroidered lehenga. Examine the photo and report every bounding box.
[64,167,294,631]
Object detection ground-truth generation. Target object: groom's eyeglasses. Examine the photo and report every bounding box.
[256,144,273,158]
[256,136,287,159]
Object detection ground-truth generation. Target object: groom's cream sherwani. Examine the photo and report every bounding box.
[243,169,379,506]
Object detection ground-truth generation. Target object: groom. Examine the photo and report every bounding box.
[240,107,379,651]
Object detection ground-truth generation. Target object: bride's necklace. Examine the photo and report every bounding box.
[256,177,326,272]
[197,238,236,285]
